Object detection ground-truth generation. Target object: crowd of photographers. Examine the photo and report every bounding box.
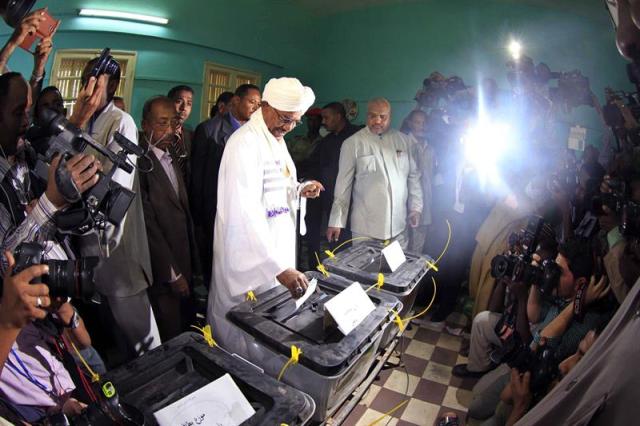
[0,3,638,425]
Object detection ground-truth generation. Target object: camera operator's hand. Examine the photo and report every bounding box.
[170,276,190,298]
[507,368,532,426]
[408,210,421,228]
[0,251,50,330]
[69,74,109,128]
[327,227,341,243]
[585,275,611,306]
[62,398,87,417]
[45,154,101,208]
[8,8,47,48]
[277,268,309,299]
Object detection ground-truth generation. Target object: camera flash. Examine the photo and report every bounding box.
[508,40,522,60]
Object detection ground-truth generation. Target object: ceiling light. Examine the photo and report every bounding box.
[78,9,169,25]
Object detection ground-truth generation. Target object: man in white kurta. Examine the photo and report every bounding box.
[327,98,423,248]
[207,77,322,358]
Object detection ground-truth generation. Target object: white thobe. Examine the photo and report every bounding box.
[207,109,299,358]
[328,127,423,240]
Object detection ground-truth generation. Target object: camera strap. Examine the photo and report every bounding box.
[574,281,587,322]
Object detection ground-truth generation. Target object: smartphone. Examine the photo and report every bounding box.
[19,9,59,51]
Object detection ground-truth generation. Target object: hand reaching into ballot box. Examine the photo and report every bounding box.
[277,268,309,298]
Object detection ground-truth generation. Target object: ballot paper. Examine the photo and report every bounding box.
[381,240,407,272]
[154,373,255,426]
[295,278,318,309]
[324,282,376,335]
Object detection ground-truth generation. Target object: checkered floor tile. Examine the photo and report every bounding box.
[341,312,475,426]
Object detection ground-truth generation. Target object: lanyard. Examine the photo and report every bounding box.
[6,349,56,398]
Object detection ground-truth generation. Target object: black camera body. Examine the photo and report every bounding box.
[26,108,144,234]
[491,216,561,294]
[492,333,559,399]
[13,242,98,303]
[90,48,120,79]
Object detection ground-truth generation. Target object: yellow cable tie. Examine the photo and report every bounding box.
[71,341,100,383]
[402,277,438,323]
[191,324,217,348]
[383,239,390,246]
[316,263,330,277]
[390,309,406,332]
[376,273,384,291]
[426,259,439,272]
[246,290,257,302]
[324,249,336,259]
[277,345,302,381]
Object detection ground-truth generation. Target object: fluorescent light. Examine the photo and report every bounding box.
[78,9,169,25]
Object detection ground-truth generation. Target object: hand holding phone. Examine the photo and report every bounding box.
[17,8,60,52]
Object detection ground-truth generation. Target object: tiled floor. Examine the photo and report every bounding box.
[341,312,476,426]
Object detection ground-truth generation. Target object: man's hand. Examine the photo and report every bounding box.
[32,25,58,77]
[585,275,611,306]
[170,276,190,298]
[0,251,49,331]
[62,398,87,417]
[68,74,109,128]
[45,154,101,208]
[326,227,341,243]
[301,180,324,199]
[276,268,309,299]
[408,210,421,228]
[510,368,532,409]
[8,8,46,48]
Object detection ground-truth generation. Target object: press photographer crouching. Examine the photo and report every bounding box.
[459,224,614,424]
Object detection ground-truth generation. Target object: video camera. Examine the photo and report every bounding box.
[601,63,640,151]
[12,242,98,303]
[415,72,473,112]
[25,108,146,234]
[491,216,562,294]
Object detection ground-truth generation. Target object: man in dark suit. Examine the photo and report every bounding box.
[139,96,201,341]
[190,83,261,283]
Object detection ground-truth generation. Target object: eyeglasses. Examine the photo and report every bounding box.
[272,107,302,128]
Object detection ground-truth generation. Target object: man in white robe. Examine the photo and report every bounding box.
[207,77,323,358]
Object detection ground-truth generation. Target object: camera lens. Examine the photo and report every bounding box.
[44,259,97,301]
[491,255,510,279]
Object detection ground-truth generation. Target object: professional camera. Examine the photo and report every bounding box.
[415,72,472,110]
[491,216,562,294]
[12,242,98,302]
[491,332,559,400]
[26,108,146,234]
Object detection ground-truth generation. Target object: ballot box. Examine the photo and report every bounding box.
[104,332,315,425]
[322,240,433,319]
[226,271,401,422]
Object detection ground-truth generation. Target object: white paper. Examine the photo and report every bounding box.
[568,125,587,151]
[295,278,318,309]
[324,282,376,335]
[154,373,255,426]
[381,240,407,272]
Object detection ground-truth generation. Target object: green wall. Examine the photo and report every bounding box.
[305,0,631,146]
[0,0,632,147]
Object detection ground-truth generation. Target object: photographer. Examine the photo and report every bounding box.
[0,72,103,270]
[75,56,160,360]
[0,252,94,423]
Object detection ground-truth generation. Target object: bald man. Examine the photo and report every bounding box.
[327,98,422,248]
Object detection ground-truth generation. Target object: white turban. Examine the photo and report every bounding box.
[262,77,315,113]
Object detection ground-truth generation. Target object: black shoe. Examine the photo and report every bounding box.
[452,364,487,378]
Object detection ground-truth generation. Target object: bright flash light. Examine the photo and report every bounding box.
[508,40,522,60]
[463,120,511,188]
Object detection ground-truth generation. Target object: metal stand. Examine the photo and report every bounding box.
[321,331,401,425]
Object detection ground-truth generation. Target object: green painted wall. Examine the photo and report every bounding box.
[0,0,631,147]
[305,0,631,146]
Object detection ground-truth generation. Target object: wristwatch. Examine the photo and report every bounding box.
[65,309,81,329]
